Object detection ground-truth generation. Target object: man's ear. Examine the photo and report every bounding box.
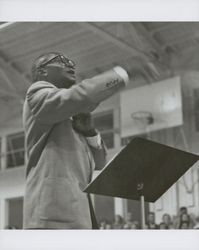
[38,68,48,76]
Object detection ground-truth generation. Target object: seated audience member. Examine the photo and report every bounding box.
[161,213,173,229]
[5,225,17,229]
[126,212,133,223]
[174,207,194,229]
[123,221,139,230]
[123,212,135,228]
[159,222,169,229]
[193,216,199,229]
[99,219,108,229]
[145,212,159,229]
[105,223,112,229]
[130,221,139,229]
[180,213,194,229]
[112,214,124,229]
[123,223,131,229]
[179,221,189,229]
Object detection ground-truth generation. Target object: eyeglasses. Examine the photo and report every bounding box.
[38,54,76,69]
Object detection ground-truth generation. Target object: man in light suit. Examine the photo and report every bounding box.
[23,52,128,229]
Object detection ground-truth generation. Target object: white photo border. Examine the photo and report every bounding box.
[0,1,199,249]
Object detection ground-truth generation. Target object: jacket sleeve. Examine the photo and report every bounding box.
[26,81,99,124]
[26,68,126,125]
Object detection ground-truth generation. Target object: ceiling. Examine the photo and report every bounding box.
[0,22,199,126]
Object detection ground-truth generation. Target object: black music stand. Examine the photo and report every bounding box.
[84,137,199,229]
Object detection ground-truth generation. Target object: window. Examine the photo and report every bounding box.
[193,88,199,132]
[6,132,25,168]
[92,111,114,149]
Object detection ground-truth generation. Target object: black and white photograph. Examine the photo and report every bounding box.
[0,22,199,233]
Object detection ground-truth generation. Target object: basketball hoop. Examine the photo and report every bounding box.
[131,111,154,125]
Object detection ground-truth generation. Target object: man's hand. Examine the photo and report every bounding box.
[72,113,97,137]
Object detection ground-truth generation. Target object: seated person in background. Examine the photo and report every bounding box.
[105,222,112,229]
[160,213,173,229]
[159,222,169,229]
[123,223,131,229]
[193,216,199,229]
[123,212,135,229]
[179,213,194,229]
[126,212,133,224]
[130,221,139,229]
[113,214,124,229]
[179,221,190,229]
[173,207,195,229]
[99,219,108,229]
[123,212,140,229]
[145,212,159,229]
[4,225,18,230]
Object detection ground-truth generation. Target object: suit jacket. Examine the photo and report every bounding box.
[23,71,124,229]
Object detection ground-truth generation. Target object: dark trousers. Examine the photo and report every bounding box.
[88,194,99,229]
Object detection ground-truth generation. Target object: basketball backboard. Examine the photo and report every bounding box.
[120,76,183,138]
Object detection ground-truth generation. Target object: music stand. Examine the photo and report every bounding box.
[84,137,199,229]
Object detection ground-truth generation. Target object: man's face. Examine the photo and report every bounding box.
[148,213,155,223]
[163,214,170,224]
[126,212,133,221]
[180,208,187,216]
[41,54,76,88]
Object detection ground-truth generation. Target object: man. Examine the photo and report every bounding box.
[173,206,195,229]
[145,212,159,229]
[23,52,109,229]
[23,51,128,229]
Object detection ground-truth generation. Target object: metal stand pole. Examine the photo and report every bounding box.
[137,182,145,229]
[140,194,145,229]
